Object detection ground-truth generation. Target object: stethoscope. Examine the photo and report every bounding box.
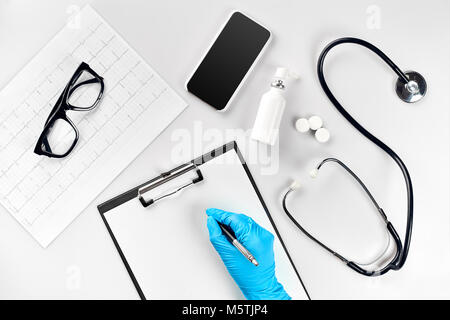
[282,37,427,276]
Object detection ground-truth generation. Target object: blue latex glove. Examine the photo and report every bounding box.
[206,208,291,300]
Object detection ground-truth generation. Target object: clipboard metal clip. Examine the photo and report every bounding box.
[138,163,204,208]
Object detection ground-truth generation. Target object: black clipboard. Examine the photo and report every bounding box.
[97,141,310,300]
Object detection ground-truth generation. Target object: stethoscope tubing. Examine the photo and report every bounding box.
[282,37,414,275]
[316,37,413,271]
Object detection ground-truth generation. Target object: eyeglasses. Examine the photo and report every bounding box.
[34,62,104,158]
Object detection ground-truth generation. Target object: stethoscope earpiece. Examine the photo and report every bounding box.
[289,166,320,192]
[289,180,301,191]
[309,168,319,178]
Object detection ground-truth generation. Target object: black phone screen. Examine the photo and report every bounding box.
[187,12,271,111]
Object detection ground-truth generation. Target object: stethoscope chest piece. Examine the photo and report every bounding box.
[395,71,427,103]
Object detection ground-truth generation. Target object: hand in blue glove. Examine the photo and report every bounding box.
[206,208,291,300]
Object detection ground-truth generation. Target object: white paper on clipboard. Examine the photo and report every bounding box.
[102,145,309,300]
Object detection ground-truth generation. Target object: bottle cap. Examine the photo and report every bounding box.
[274,67,300,80]
[274,67,289,79]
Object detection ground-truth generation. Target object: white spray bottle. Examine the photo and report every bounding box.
[251,67,298,145]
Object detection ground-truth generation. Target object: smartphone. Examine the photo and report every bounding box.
[186,12,271,111]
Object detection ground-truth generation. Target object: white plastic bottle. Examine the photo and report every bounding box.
[251,67,297,145]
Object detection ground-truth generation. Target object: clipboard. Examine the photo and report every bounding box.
[98,141,310,300]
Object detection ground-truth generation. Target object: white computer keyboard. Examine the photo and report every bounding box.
[0,5,187,247]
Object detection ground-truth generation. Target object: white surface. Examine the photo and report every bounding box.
[0,0,449,299]
[0,5,187,247]
[104,149,308,300]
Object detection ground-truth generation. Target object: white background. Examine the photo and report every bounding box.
[0,0,449,299]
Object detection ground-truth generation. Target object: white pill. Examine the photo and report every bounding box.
[315,127,330,143]
[295,118,310,133]
[308,115,323,130]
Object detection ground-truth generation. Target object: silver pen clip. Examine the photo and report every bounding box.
[138,163,203,208]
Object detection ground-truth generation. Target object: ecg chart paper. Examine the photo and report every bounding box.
[0,5,187,247]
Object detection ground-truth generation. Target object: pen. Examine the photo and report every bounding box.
[218,222,259,267]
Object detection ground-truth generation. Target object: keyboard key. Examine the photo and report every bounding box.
[2,143,23,168]
[3,114,23,136]
[0,127,14,149]
[132,63,153,83]
[84,33,105,55]
[52,169,75,190]
[88,20,102,33]
[87,109,108,129]
[113,110,133,133]
[109,83,130,106]
[32,193,51,215]
[147,77,166,97]
[59,56,79,74]
[96,47,117,69]
[72,44,94,62]
[87,58,106,75]
[0,175,14,196]
[67,157,87,179]
[48,67,67,85]
[7,188,27,211]
[77,118,97,139]
[15,102,35,124]
[1,197,17,215]
[100,96,120,118]
[47,184,64,202]
[109,36,127,57]
[92,136,109,154]
[14,131,34,151]
[103,67,123,88]
[95,23,114,42]
[15,150,40,177]
[19,176,41,198]
[40,158,62,177]
[121,73,142,96]
[103,122,122,143]
[116,50,139,71]
[29,165,51,185]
